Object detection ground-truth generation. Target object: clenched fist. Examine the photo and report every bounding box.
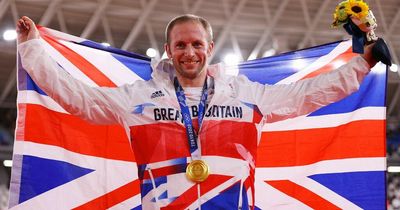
[16,16,40,44]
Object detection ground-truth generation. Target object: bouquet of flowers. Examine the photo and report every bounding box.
[331,0,391,65]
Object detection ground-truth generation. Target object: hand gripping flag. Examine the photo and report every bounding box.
[10,27,386,209]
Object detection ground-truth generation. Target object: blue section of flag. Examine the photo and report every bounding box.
[202,182,244,209]
[239,61,299,85]
[241,184,249,210]
[309,171,386,210]
[18,155,94,204]
[131,205,142,210]
[111,54,152,81]
[141,176,167,198]
[240,101,255,109]
[170,157,188,165]
[17,54,28,91]
[26,73,47,95]
[79,40,150,62]
[158,190,168,199]
[239,41,339,85]
[17,62,46,95]
[137,164,147,180]
[309,72,386,116]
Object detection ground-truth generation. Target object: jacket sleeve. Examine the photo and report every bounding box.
[251,56,371,123]
[18,38,134,125]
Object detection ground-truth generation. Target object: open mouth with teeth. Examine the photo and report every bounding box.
[181,60,200,64]
[181,60,201,68]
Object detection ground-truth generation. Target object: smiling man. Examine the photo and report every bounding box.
[165,16,214,87]
[17,14,376,209]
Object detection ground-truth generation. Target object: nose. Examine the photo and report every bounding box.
[184,45,195,56]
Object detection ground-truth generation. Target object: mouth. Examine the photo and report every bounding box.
[181,61,200,65]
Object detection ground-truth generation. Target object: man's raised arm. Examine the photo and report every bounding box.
[17,16,134,126]
[250,44,376,123]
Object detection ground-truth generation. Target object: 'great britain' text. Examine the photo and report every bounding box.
[154,105,242,121]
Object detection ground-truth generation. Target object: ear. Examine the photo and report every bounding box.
[164,43,172,58]
[207,41,214,57]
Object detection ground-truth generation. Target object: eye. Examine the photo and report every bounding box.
[192,41,203,49]
[175,42,185,49]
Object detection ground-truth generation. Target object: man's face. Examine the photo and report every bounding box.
[165,22,214,80]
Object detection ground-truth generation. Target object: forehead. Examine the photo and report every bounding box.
[169,21,208,43]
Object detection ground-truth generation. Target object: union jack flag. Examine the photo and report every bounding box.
[10,26,386,209]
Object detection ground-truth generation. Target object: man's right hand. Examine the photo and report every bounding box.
[17,16,40,44]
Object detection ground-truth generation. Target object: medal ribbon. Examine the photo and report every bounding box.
[174,77,208,157]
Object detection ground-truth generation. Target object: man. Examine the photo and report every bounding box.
[17,14,375,209]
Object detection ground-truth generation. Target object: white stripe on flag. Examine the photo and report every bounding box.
[290,177,362,209]
[277,40,352,84]
[254,181,312,210]
[17,90,69,114]
[61,40,144,86]
[11,141,138,210]
[189,176,242,209]
[108,194,142,210]
[255,157,386,180]
[254,157,385,209]
[41,27,87,43]
[13,141,136,174]
[263,106,386,131]
[40,39,99,87]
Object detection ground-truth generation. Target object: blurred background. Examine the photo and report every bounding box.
[0,0,399,209]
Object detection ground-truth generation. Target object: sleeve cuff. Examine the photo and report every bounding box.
[17,38,43,53]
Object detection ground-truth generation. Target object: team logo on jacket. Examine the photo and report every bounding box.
[132,103,155,115]
[151,90,165,99]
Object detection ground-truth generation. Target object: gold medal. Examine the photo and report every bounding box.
[186,160,210,183]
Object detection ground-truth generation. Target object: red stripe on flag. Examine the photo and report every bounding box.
[15,103,27,140]
[244,172,255,209]
[142,163,186,180]
[22,103,135,162]
[266,180,341,209]
[201,120,258,158]
[161,175,233,210]
[130,120,258,164]
[301,48,357,80]
[73,180,141,210]
[130,122,190,165]
[257,120,385,167]
[40,33,117,87]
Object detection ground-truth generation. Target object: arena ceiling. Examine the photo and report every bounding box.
[0,0,399,129]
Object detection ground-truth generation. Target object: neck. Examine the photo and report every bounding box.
[176,71,207,87]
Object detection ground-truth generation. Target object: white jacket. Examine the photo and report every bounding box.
[19,38,370,209]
